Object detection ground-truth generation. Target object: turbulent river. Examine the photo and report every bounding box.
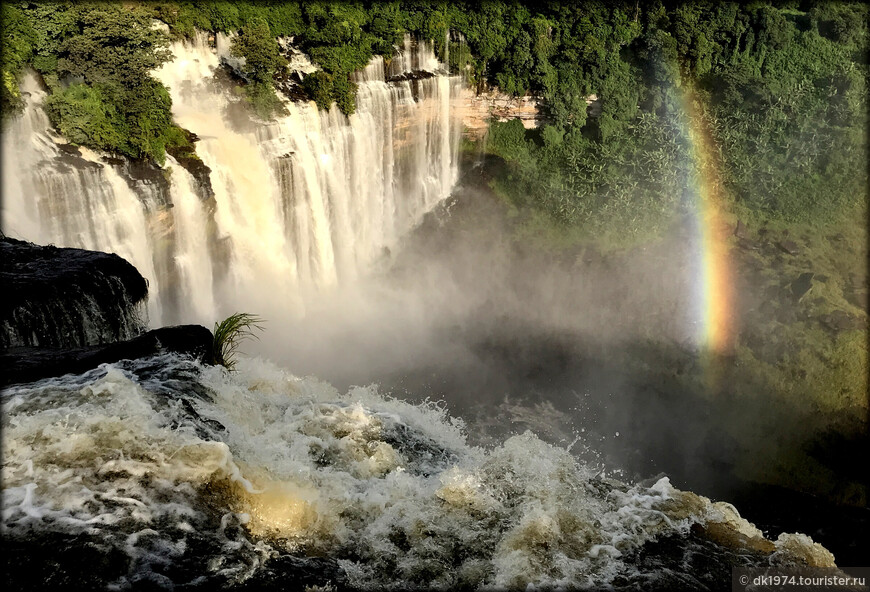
[0,32,852,591]
[1,355,836,590]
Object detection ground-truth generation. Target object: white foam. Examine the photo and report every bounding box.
[1,356,835,588]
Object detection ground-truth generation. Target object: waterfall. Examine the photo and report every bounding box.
[1,73,166,326]
[2,33,465,328]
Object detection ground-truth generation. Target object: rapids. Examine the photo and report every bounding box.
[0,355,835,590]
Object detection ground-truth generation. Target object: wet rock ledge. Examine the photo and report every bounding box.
[0,325,214,388]
[1,237,214,387]
[1,237,148,349]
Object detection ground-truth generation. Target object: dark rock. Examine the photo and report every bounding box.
[101,155,126,166]
[385,69,437,84]
[167,127,215,200]
[790,272,814,302]
[275,77,310,102]
[168,149,215,200]
[219,56,251,83]
[777,240,800,256]
[108,158,172,208]
[734,219,750,240]
[4,532,131,592]
[819,311,867,334]
[50,144,103,172]
[57,143,82,156]
[1,237,148,349]
[235,555,346,591]
[0,325,215,387]
[736,237,762,251]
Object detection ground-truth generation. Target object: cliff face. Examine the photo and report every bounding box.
[461,90,544,139]
[460,90,599,139]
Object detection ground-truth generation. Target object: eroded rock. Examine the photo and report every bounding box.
[790,272,814,302]
[0,324,215,387]
[1,238,148,349]
[778,240,801,256]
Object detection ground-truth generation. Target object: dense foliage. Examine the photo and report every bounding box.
[2,2,187,163]
[1,1,866,230]
[451,0,869,236]
[145,1,407,115]
[229,16,286,118]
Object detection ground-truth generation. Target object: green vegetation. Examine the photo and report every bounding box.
[230,16,286,118]
[716,205,867,504]
[1,3,36,116]
[145,1,405,116]
[468,1,868,244]
[3,1,867,188]
[1,2,187,163]
[486,112,692,250]
[213,312,265,371]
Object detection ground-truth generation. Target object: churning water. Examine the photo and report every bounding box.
[0,355,836,590]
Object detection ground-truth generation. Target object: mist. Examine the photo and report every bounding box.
[237,166,754,501]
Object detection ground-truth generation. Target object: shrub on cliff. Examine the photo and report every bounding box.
[231,16,285,85]
[45,83,125,152]
[4,3,189,164]
[45,76,182,165]
[56,5,171,87]
[301,70,334,112]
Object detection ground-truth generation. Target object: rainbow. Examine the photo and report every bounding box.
[679,82,736,356]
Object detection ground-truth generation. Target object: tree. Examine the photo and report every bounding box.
[231,16,285,84]
[301,70,333,111]
[57,6,171,87]
[0,3,37,116]
[45,83,125,152]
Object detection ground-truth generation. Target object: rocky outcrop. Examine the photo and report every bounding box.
[99,153,173,209]
[461,90,545,139]
[166,128,215,200]
[1,238,217,387]
[0,325,215,387]
[1,238,148,349]
[790,272,814,302]
[460,90,600,139]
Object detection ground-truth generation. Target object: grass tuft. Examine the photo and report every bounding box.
[213,313,265,371]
